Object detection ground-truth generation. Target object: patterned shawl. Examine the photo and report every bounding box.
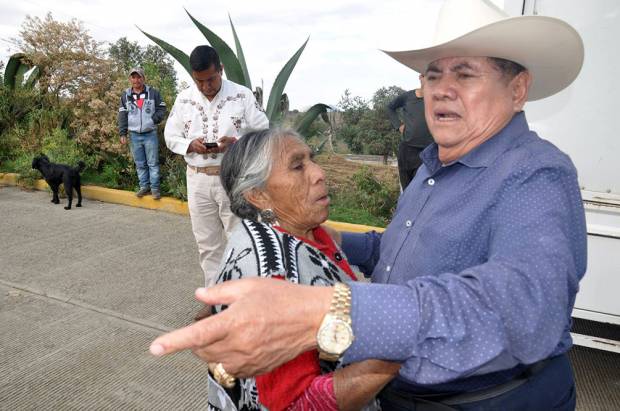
[207,219,355,411]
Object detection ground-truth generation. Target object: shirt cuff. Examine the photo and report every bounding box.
[179,139,192,155]
[343,282,420,364]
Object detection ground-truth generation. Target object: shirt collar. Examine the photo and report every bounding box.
[421,111,530,173]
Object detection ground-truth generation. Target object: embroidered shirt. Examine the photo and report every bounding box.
[164,79,268,167]
[341,112,587,387]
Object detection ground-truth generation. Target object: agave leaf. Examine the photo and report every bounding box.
[4,53,27,89]
[137,26,191,75]
[185,9,248,87]
[23,66,41,89]
[295,103,332,137]
[229,14,251,90]
[265,37,309,123]
[15,63,30,88]
[314,137,329,154]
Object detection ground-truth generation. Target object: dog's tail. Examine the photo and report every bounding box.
[75,161,86,173]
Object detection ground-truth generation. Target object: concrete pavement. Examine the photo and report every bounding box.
[0,186,209,409]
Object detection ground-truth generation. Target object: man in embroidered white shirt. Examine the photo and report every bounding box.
[165,45,269,287]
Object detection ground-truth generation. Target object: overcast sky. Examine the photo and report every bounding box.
[0,0,502,109]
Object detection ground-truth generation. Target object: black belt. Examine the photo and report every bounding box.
[379,358,552,410]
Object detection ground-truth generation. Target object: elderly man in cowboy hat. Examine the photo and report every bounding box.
[149,1,586,409]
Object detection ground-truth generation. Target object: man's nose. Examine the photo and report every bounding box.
[431,76,457,100]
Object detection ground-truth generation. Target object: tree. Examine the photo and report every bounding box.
[108,37,177,90]
[108,37,143,72]
[334,86,404,163]
[12,13,107,99]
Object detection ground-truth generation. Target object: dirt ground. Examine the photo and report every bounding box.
[316,153,399,192]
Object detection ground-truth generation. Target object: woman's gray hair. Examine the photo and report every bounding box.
[220,128,303,221]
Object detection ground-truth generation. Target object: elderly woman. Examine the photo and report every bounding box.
[206,128,399,411]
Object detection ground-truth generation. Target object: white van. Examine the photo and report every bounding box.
[505,0,620,353]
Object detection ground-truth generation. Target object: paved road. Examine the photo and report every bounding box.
[0,186,209,409]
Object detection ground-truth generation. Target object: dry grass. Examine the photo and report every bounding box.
[315,153,398,193]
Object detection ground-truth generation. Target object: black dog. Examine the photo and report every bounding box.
[32,155,85,210]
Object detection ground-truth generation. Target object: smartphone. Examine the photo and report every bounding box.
[204,142,218,149]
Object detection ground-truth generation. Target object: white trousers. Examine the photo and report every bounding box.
[186,166,239,287]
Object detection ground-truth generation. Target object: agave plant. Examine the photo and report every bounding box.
[4,53,40,90]
[139,10,331,137]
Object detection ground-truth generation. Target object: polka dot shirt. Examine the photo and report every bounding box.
[341,112,587,387]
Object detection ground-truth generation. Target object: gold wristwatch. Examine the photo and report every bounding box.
[317,282,354,361]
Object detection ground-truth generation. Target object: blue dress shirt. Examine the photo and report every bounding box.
[341,112,587,387]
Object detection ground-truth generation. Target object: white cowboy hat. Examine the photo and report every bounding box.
[382,0,584,101]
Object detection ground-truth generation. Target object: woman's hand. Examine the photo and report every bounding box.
[334,360,401,411]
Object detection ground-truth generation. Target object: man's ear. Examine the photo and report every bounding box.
[244,188,271,211]
[511,70,532,112]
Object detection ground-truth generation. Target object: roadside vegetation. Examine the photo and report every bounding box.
[1,13,403,227]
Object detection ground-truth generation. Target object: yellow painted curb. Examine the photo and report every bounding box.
[324,220,384,233]
[0,172,383,232]
[1,172,189,216]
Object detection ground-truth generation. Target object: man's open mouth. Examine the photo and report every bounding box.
[434,110,461,121]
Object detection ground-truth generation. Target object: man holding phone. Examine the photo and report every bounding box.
[165,45,268,288]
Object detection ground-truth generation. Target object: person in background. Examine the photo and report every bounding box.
[150,1,587,410]
[164,45,268,288]
[387,75,434,190]
[118,67,167,199]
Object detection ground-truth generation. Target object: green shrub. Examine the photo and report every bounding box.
[160,155,187,201]
[96,155,137,190]
[0,126,25,166]
[41,128,92,168]
[350,166,399,225]
[328,192,388,227]
[5,153,41,188]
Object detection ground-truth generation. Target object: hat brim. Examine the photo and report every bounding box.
[382,16,584,101]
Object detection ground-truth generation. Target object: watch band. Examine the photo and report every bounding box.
[330,282,352,325]
[318,282,353,361]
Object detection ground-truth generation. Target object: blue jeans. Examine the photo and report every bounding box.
[130,130,160,190]
[379,354,576,411]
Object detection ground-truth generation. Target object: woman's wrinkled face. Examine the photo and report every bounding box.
[262,136,330,234]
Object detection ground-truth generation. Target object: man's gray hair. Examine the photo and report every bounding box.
[220,128,303,221]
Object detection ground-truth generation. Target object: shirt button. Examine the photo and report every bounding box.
[386,265,391,272]
[428,178,435,186]
[405,220,412,227]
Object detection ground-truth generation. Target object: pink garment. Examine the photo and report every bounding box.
[287,373,338,411]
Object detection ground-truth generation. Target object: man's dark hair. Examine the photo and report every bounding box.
[189,45,221,72]
[488,57,526,81]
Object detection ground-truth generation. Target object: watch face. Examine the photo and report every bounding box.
[318,318,353,354]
